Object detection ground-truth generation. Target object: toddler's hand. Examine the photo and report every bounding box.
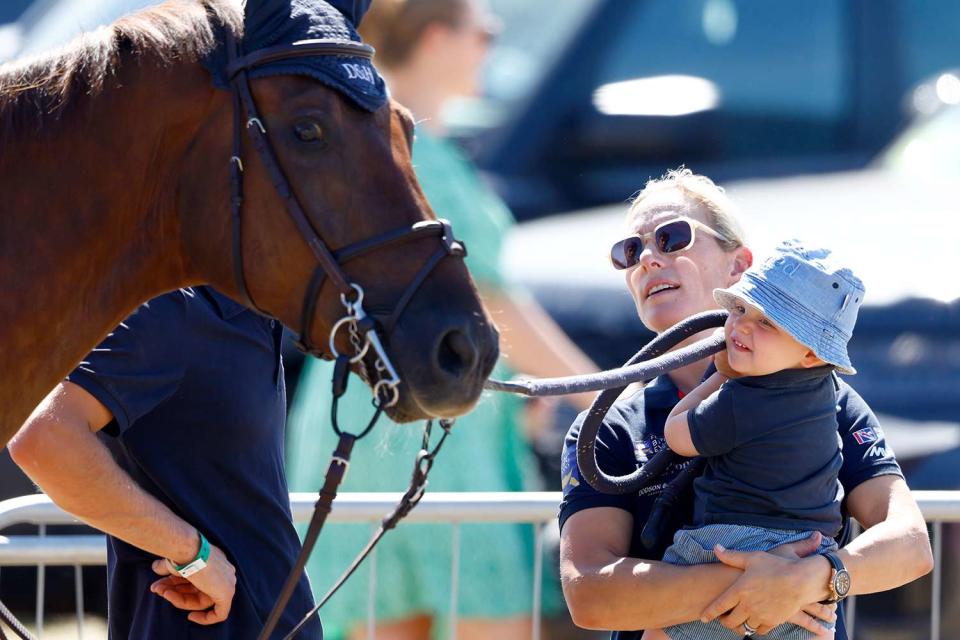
[713,347,740,379]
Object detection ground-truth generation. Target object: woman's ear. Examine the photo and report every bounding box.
[418,21,454,55]
[729,246,752,280]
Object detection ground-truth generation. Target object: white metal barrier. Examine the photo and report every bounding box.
[0,491,957,639]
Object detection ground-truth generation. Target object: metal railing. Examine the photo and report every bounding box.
[0,491,957,639]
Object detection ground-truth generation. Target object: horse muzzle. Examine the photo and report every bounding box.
[384,314,499,422]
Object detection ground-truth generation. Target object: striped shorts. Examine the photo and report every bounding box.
[662,524,837,640]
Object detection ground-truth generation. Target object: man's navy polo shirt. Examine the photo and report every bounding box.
[68,287,319,639]
[688,367,843,536]
[559,373,902,640]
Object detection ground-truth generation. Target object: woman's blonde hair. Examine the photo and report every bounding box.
[359,0,469,70]
[628,167,746,251]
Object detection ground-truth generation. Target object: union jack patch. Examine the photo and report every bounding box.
[853,427,878,445]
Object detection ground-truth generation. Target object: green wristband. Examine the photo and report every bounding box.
[173,531,211,578]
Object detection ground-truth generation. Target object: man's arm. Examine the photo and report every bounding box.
[559,507,830,632]
[837,474,933,595]
[9,382,237,625]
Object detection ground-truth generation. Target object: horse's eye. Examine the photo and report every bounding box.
[293,120,325,144]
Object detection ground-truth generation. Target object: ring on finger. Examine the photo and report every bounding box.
[742,621,758,637]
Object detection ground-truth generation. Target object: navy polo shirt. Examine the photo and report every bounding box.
[559,372,902,640]
[68,287,320,640]
[688,367,843,537]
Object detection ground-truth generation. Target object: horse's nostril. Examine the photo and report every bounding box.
[437,330,477,378]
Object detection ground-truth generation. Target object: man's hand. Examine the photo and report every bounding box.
[699,538,834,636]
[150,543,236,625]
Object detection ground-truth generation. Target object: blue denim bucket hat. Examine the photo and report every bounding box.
[713,240,865,375]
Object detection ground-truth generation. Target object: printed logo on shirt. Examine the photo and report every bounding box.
[341,62,375,84]
[561,446,583,492]
[636,435,668,464]
[853,426,892,459]
[638,481,667,497]
[636,458,693,497]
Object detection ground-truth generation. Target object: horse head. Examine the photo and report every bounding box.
[178,18,499,422]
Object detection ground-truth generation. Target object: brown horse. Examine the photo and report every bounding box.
[0,0,498,446]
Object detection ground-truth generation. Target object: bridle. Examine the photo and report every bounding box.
[224,32,467,406]
[223,32,468,639]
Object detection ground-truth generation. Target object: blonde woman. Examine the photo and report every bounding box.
[559,169,933,639]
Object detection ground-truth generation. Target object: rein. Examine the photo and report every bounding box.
[486,310,729,549]
[484,310,727,398]
[0,600,33,640]
[258,356,453,640]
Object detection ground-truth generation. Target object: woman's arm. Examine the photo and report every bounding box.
[561,507,737,629]
[699,476,932,634]
[838,474,933,594]
[560,507,831,632]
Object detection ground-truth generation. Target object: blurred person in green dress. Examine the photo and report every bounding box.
[285,1,598,638]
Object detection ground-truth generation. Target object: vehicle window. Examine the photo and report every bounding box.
[483,0,597,103]
[590,0,849,156]
[0,0,33,25]
[445,0,598,131]
[901,0,960,84]
[882,105,960,179]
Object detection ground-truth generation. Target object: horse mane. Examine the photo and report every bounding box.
[0,0,243,134]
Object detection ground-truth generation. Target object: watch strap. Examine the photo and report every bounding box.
[823,551,844,573]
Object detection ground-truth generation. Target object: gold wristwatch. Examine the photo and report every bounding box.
[821,551,851,603]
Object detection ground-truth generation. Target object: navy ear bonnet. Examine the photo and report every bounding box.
[205,0,388,112]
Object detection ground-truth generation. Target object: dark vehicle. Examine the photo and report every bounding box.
[0,0,33,23]
[0,0,34,58]
[465,0,960,220]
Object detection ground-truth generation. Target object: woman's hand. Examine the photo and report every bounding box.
[699,537,834,635]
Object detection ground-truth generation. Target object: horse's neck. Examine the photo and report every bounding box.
[0,54,219,443]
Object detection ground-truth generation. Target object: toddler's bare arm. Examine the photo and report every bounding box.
[664,372,725,456]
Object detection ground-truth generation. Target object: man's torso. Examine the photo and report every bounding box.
[69,287,318,639]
